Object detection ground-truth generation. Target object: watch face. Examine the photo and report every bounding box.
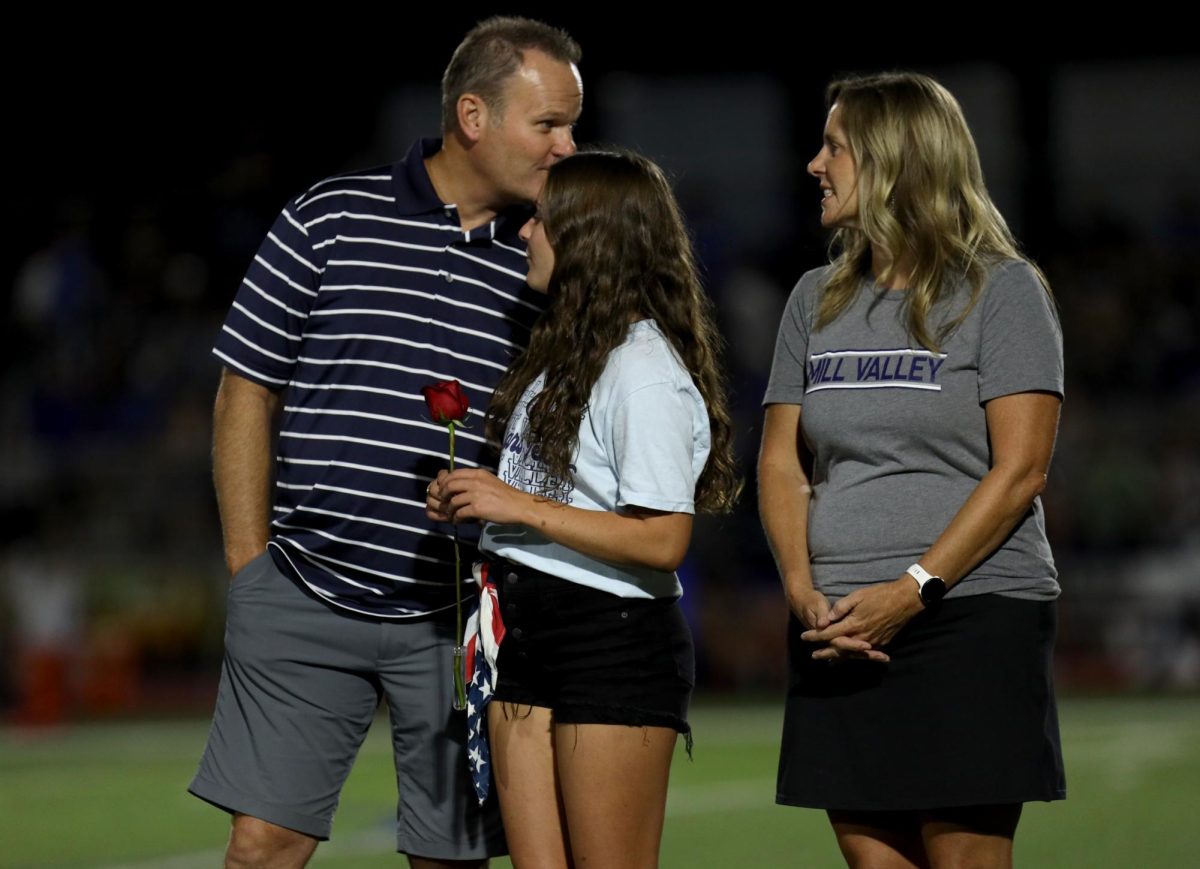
[920,577,947,606]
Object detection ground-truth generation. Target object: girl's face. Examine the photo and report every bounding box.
[519,205,555,293]
[807,103,859,229]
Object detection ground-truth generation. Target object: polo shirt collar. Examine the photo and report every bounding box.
[393,138,532,245]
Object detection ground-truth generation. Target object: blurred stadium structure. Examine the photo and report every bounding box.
[3,25,1197,724]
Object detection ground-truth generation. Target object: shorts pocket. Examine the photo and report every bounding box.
[228,550,271,599]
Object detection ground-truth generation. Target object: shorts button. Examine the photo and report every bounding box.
[620,610,629,619]
[511,627,524,640]
[505,603,518,615]
[506,571,519,584]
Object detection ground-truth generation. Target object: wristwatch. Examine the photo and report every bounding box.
[907,562,946,607]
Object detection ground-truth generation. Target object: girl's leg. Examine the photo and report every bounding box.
[488,702,571,869]
[919,804,1021,869]
[827,810,929,869]
[555,723,678,869]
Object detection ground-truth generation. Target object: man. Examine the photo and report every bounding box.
[189,17,583,868]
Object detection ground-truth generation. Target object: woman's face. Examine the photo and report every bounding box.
[519,206,555,293]
[807,103,859,229]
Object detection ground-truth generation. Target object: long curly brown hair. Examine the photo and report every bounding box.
[486,150,741,513]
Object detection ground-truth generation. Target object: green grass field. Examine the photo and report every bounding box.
[2,697,1198,868]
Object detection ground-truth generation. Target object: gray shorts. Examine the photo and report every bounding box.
[189,551,506,859]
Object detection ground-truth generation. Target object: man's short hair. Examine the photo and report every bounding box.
[441,16,581,134]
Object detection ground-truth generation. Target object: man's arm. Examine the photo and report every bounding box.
[213,368,282,577]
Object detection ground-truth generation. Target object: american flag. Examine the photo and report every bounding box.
[464,561,505,804]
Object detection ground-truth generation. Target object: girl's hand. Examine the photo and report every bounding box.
[439,469,531,526]
[425,470,453,522]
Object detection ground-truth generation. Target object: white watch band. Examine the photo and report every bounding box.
[907,562,936,586]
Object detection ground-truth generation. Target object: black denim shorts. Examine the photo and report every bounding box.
[490,559,694,734]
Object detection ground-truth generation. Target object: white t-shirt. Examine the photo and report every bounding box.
[480,319,711,598]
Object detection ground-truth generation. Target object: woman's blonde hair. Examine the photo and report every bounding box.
[817,71,1050,349]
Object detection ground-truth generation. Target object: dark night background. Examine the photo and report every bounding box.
[4,16,1198,722]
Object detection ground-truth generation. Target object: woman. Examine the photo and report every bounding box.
[429,150,738,868]
[760,72,1065,868]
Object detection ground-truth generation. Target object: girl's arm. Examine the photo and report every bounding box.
[431,468,692,572]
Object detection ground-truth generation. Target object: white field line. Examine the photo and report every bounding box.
[1074,725,1188,791]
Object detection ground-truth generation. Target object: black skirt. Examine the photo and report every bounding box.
[776,594,1066,811]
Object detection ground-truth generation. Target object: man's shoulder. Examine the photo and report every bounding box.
[291,162,399,212]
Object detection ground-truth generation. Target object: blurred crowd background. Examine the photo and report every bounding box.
[3,21,1197,725]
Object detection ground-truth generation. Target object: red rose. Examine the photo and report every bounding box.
[420,378,472,711]
[421,379,470,424]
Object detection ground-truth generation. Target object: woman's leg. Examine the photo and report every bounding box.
[488,702,571,869]
[556,723,678,869]
[919,804,1021,869]
[827,810,929,869]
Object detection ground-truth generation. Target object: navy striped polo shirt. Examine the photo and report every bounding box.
[213,138,543,618]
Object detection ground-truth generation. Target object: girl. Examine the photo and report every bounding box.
[429,150,739,868]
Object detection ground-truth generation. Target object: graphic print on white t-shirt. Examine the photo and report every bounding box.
[497,373,576,504]
[499,428,575,504]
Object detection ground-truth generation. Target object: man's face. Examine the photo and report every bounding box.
[474,49,583,206]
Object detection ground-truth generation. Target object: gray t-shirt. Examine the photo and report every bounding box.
[763,260,1063,601]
